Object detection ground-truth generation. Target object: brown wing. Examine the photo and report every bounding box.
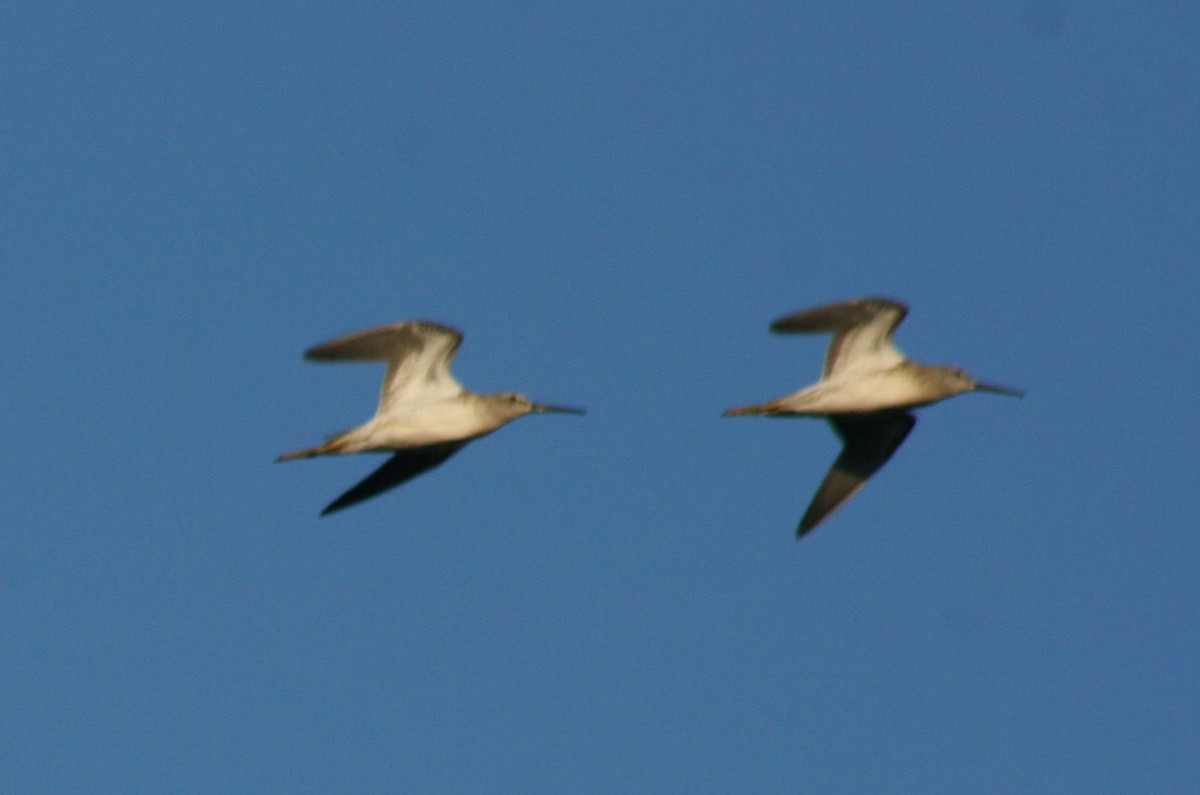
[770,298,908,378]
[304,321,465,414]
[320,441,468,516]
[796,412,916,537]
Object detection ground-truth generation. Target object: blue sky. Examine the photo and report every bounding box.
[3,3,1197,791]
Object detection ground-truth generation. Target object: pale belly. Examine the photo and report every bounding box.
[354,400,493,449]
[780,371,935,414]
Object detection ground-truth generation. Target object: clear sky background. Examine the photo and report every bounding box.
[3,3,1197,792]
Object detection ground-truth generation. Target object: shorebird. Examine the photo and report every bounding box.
[279,321,584,515]
[724,297,1022,538]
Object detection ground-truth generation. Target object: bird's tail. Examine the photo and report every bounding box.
[277,436,350,462]
[723,398,791,417]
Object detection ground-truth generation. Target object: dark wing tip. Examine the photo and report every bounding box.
[796,515,820,539]
[793,413,918,539]
[314,443,467,516]
[319,496,357,516]
[302,320,464,362]
[794,467,865,539]
[769,297,908,334]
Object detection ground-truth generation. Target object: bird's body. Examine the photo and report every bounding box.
[725,297,1022,538]
[279,321,583,515]
[729,361,973,417]
[280,390,535,458]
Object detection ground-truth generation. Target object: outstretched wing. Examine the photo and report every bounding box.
[770,298,908,378]
[305,321,465,414]
[796,412,916,537]
[320,441,468,516]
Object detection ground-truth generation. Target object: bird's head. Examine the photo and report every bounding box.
[946,368,1024,398]
[489,391,586,421]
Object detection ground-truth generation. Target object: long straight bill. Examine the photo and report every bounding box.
[532,403,586,414]
[974,382,1025,398]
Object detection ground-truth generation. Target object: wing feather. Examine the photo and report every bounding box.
[771,298,908,378]
[320,442,467,515]
[796,412,916,537]
[304,321,465,413]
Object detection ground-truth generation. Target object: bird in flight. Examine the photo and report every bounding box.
[279,321,584,515]
[725,297,1022,538]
